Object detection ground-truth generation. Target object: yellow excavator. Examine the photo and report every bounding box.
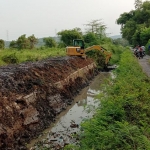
[66,39,112,65]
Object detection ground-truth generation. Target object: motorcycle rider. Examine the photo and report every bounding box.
[141,46,145,56]
[139,46,143,58]
[134,45,140,58]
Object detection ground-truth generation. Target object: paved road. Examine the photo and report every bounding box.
[138,55,150,77]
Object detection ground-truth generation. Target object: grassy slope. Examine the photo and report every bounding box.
[0,48,66,66]
[66,49,150,150]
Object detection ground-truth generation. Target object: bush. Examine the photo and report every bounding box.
[86,50,106,70]
[2,53,19,64]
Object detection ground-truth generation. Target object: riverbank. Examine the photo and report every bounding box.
[28,72,110,149]
[0,56,98,150]
[75,50,150,150]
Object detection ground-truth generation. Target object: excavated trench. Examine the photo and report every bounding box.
[0,56,99,150]
[28,72,110,150]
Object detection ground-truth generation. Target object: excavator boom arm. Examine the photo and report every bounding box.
[85,45,112,64]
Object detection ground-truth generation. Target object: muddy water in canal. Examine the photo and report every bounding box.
[28,72,110,149]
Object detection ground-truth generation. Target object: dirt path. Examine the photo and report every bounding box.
[138,55,150,77]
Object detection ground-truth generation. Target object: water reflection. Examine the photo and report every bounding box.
[28,72,110,149]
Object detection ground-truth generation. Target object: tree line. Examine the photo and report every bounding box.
[0,34,57,50]
[116,0,150,47]
[0,19,128,50]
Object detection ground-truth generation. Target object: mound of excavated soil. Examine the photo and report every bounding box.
[0,56,98,150]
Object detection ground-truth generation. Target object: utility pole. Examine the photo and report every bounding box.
[6,30,9,41]
[55,29,57,37]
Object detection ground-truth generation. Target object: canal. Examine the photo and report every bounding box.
[28,72,111,149]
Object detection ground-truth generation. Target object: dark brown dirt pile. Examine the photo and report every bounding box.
[0,56,97,150]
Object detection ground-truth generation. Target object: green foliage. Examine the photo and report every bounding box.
[122,20,137,44]
[0,39,5,49]
[78,50,150,150]
[134,0,142,9]
[145,39,150,53]
[17,34,30,49]
[116,1,150,46]
[43,37,56,48]
[113,38,129,47]
[9,40,18,49]
[64,144,79,150]
[86,50,105,70]
[84,19,107,37]
[140,27,150,45]
[2,53,19,64]
[57,28,82,46]
[83,32,98,47]
[57,42,66,48]
[0,48,65,66]
[28,34,38,49]
[83,20,110,45]
[116,12,133,26]
[102,44,124,65]
[9,34,38,50]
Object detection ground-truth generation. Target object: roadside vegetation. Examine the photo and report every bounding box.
[117,0,150,52]
[65,49,150,150]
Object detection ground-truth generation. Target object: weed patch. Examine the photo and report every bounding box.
[72,50,150,150]
[2,53,19,64]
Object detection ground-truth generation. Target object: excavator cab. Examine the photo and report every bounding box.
[66,39,85,56]
[73,39,84,49]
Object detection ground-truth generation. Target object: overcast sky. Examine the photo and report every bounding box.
[0,0,136,41]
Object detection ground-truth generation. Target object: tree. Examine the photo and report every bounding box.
[141,1,150,27]
[16,34,30,49]
[9,40,18,49]
[121,20,137,44]
[140,27,150,45]
[28,34,38,49]
[116,1,150,46]
[74,27,83,36]
[116,12,133,28]
[43,37,56,48]
[0,39,5,49]
[134,0,142,9]
[83,32,98,46]
[84,19,107,39]
[58,29,82,46]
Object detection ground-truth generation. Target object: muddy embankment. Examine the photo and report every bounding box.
[0,56,98,150]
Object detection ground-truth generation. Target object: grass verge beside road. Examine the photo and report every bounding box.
[66,50,150,150]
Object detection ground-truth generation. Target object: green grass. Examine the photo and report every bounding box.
[0,48,66,66]
[67,49,150,150]
[0,42,124,67]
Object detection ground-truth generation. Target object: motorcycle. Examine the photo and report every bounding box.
[134,49,145,59]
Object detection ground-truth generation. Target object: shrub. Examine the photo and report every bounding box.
[2,53,19,64]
